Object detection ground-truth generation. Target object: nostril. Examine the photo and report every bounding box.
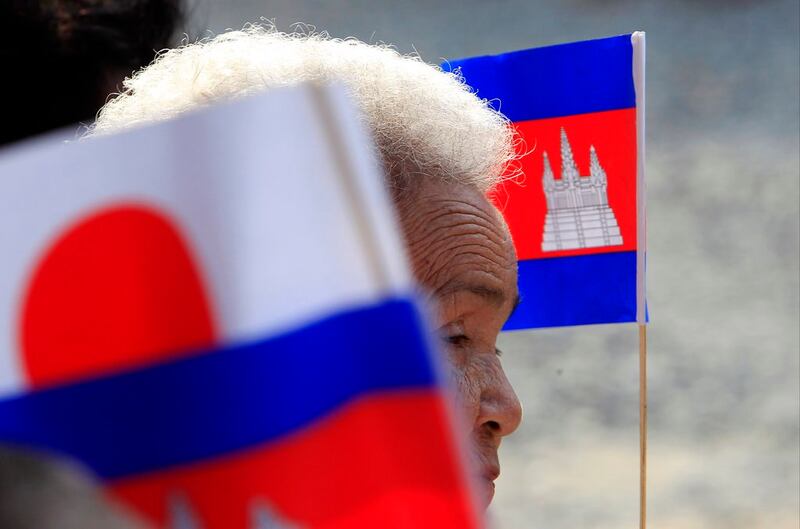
[485,420,501,432]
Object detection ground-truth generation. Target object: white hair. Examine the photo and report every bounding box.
[91,25,517,193]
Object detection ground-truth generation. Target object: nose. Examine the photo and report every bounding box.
[477,363,522,438]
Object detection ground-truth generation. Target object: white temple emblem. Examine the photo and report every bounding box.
[167,493,303,529]
[541,128,623,251]
[168,492,204,529]
[251,499,303,529]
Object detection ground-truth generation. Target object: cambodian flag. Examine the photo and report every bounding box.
[0,85,480,528]
[445,33,646,329]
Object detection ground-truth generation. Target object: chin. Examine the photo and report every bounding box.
[482,478,496,509]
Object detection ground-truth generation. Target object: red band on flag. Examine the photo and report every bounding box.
[110,391,478,529]
[493,108,637,261]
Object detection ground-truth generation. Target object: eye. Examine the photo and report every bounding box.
[445,334,470,347]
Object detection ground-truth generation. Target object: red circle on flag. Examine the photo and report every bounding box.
[19,205,218,388]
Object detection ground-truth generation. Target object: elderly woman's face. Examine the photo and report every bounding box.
[396,177,523,510]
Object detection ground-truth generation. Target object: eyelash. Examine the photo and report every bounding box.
[444,334,503,356]
[446,334,470,347]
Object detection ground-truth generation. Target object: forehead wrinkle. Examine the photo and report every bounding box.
[408,241,505,278]
[403,195,500,228]
[411,229,512,286]
[434,279,508,307]
[405,207,515,293]
[407,213,503,242]
[398,180,518,309]
[407,224,512,271]
[404,202,511,260]
[403,209,502,250]
[441,210,510,255]
[423,199,504,231]
[422,253,511,297]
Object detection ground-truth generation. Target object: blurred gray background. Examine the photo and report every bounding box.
[187,1,799,527]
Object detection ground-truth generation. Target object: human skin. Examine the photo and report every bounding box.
[395,177,523,510]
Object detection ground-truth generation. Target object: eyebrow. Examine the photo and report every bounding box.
[435,281,521,315]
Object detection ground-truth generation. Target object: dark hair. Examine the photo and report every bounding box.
[0,0,184,146]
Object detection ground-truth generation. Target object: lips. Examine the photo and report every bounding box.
[477,465,500,508]
[471,439,501,508]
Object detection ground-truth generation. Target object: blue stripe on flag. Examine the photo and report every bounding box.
[0,298,436,479]
[505,251,638,330]
[443,34,635,122]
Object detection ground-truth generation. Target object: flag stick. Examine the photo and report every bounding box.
[632,30,647,529]
[639,323,647,529]
[308,84,389,289]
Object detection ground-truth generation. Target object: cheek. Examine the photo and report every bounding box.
[444,353,481,422]
[443,351,497,424]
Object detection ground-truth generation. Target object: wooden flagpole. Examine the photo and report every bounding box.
[639,323,647,529]
[631,30,647,529]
